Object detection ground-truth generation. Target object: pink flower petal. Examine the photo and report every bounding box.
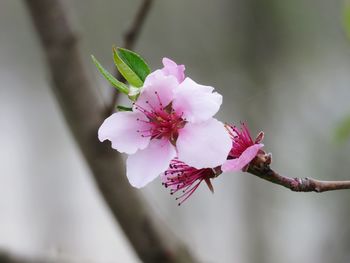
[126,139,176,188]
[142,69,162,87]
[221,143,264,172]
[136,72,178,112]
[98,111,151,154]
[161,57,185,83]
[176,118,232,169]
[173,78,222,123]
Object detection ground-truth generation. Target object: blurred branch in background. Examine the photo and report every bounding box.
[0,250,83,263]
[107,0,153,115]
[0,251,38,263]
[23,0,197,263]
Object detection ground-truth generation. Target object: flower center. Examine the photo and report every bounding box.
[134,92,185,143]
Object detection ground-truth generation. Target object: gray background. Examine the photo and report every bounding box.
[1,0,350,262]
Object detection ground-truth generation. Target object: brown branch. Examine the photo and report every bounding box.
[24,1,197,263]
[107,0,153,115]
[123,0,153,50]
[248,153,350,192]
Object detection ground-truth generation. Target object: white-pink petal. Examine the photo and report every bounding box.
[161,57,185,83]
[221,144,264,172]
[176,118,232,169]
[173,78,222,123]
[126,139,177,188]
[136,72,178,112]
[98,111,150,154]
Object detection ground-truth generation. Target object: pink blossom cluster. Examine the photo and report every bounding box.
[98,58,264,204]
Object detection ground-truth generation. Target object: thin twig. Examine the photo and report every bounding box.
[107,0,153,115]
[248,153,350,192]
[24,1,197,263]
[124,0,153,49]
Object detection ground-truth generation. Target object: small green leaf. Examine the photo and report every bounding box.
[117,48,151,82]
[91,55,129,95]
[113,47,151,88]
[343,1,350,40]
[116,105,133,112]
[335,115,350,143]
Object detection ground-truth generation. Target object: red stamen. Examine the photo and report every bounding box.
[225,123,263,159]
[134,96,185,141]
[162,159,217,205]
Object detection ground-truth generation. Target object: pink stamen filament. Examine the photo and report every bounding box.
[226,123,255,158]
[163,159,215,205]
[175,180,203,206]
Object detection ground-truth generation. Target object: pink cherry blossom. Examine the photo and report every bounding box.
[161,159,218,205]
[143,57,185,86]
[161,57,185,83]
[221,123,264,173]
[98,58,231,188]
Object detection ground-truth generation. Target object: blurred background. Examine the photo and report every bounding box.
[1,0,350,262]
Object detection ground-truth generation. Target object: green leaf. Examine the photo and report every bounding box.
[91,55,129,95]
[343,1,350,40]
[113,47,151,88]
[335,115,350,143]
[116,105,133,112]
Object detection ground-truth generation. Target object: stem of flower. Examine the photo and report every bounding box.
[248,153,350,192]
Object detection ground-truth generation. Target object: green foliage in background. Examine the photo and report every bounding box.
[335,115,350,142]
[336,3,350,142]
[343,0,350,40]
